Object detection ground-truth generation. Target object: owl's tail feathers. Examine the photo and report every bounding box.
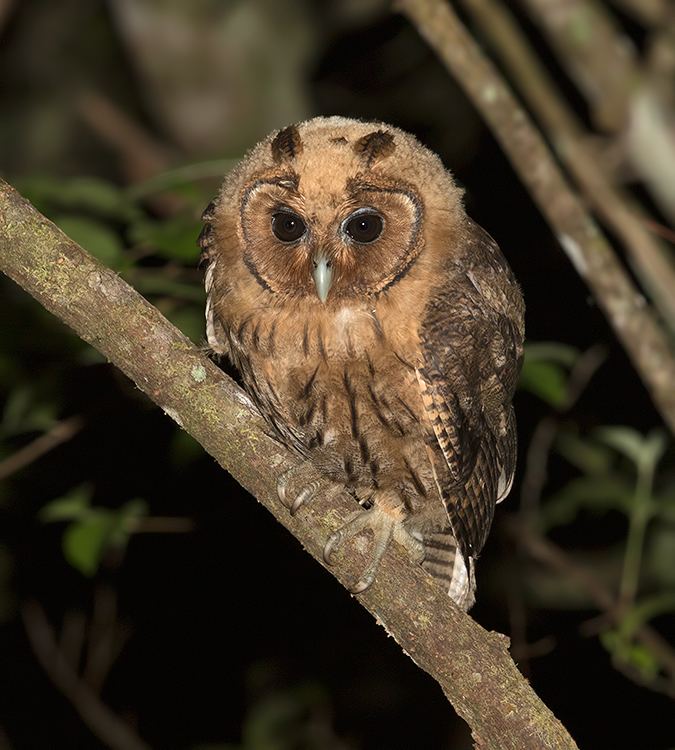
[421,531,476,611]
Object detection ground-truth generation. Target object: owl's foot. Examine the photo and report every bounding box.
[323,507,423,594]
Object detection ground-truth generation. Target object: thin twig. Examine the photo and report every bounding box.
[22,601,150,750]
[515,0,640,131]
[83,585,119,694]
[397,0,675,436]
[76,90,171,183]
[607,0,670,26]
[508,520,675,690]
[0,416,84,482]
[132,516,195,533]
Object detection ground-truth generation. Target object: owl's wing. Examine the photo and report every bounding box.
[417,219,524,562]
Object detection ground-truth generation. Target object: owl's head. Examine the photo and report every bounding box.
[204,117,464,305]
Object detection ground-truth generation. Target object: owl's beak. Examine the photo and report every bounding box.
[312,253,333,303]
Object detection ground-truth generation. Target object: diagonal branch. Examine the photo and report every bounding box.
[397,0,675,437]
[456,0,675,334]
[0,180,577,749]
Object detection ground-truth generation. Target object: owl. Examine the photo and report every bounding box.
[200,117,524,610]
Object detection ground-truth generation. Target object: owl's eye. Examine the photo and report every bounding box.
[344,211,384,244]
[271,211,306,243]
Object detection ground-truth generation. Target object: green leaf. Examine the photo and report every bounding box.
[63,513,117,577]
[523,341,580,367]
[17,176,138,221]
[1,385,57,436]
[39,487,91,522]
[126,158,237,200]
[645,526,675,585]
[55,215,124,268]
[112,498,148,544]
[654,483,675,522]
[594,427,667,472]
[600,629,660,680]
[56,498,147,575]
[129,216,201,262]
[518,360,568,408]
[541,475,633,529]
[556,431,614,475]
[619,592,675,640]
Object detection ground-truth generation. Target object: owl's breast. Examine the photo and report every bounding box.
[226,305,439,507]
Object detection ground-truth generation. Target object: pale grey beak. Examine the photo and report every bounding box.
[312,254,333,303]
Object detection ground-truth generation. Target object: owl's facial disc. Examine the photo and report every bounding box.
[240,174,423,301]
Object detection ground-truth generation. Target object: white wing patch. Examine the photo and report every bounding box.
[204,260,227,354]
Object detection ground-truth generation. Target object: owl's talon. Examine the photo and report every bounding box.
[323,507,396,593]
[290,481,321,516]
[277,468,329,516]
[276,469,292,507]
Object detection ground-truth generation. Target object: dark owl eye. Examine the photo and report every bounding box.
[344,211,383,244]
[271,211,306,243]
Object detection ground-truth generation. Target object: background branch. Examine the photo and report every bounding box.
[397,0,675,436]
[457,0,675,334]
[0,180,578,749]
[22,600,149,750]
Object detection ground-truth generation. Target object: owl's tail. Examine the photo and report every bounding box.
[421,531,476,611]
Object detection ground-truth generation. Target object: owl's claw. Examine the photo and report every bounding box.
[323,507,397,594]
[276,468,324,516]
[289,481,321,516]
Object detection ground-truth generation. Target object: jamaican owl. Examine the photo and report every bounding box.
[200,116,524,610]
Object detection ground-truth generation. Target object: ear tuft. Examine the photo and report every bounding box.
[354,130,395,167]
[271,125,303,162]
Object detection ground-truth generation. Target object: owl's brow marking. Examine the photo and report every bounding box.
[353,130,396,167]
[271,124,303,162]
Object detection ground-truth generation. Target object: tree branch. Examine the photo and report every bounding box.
[22,600,149,750]
[516,0,639,131]
[456,0,675,334]
[0,180,577,748]
[397,0,675,436]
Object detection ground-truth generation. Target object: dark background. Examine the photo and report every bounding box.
[0,1,673,748]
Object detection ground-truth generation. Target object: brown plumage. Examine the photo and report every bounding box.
[201,116,524,609]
